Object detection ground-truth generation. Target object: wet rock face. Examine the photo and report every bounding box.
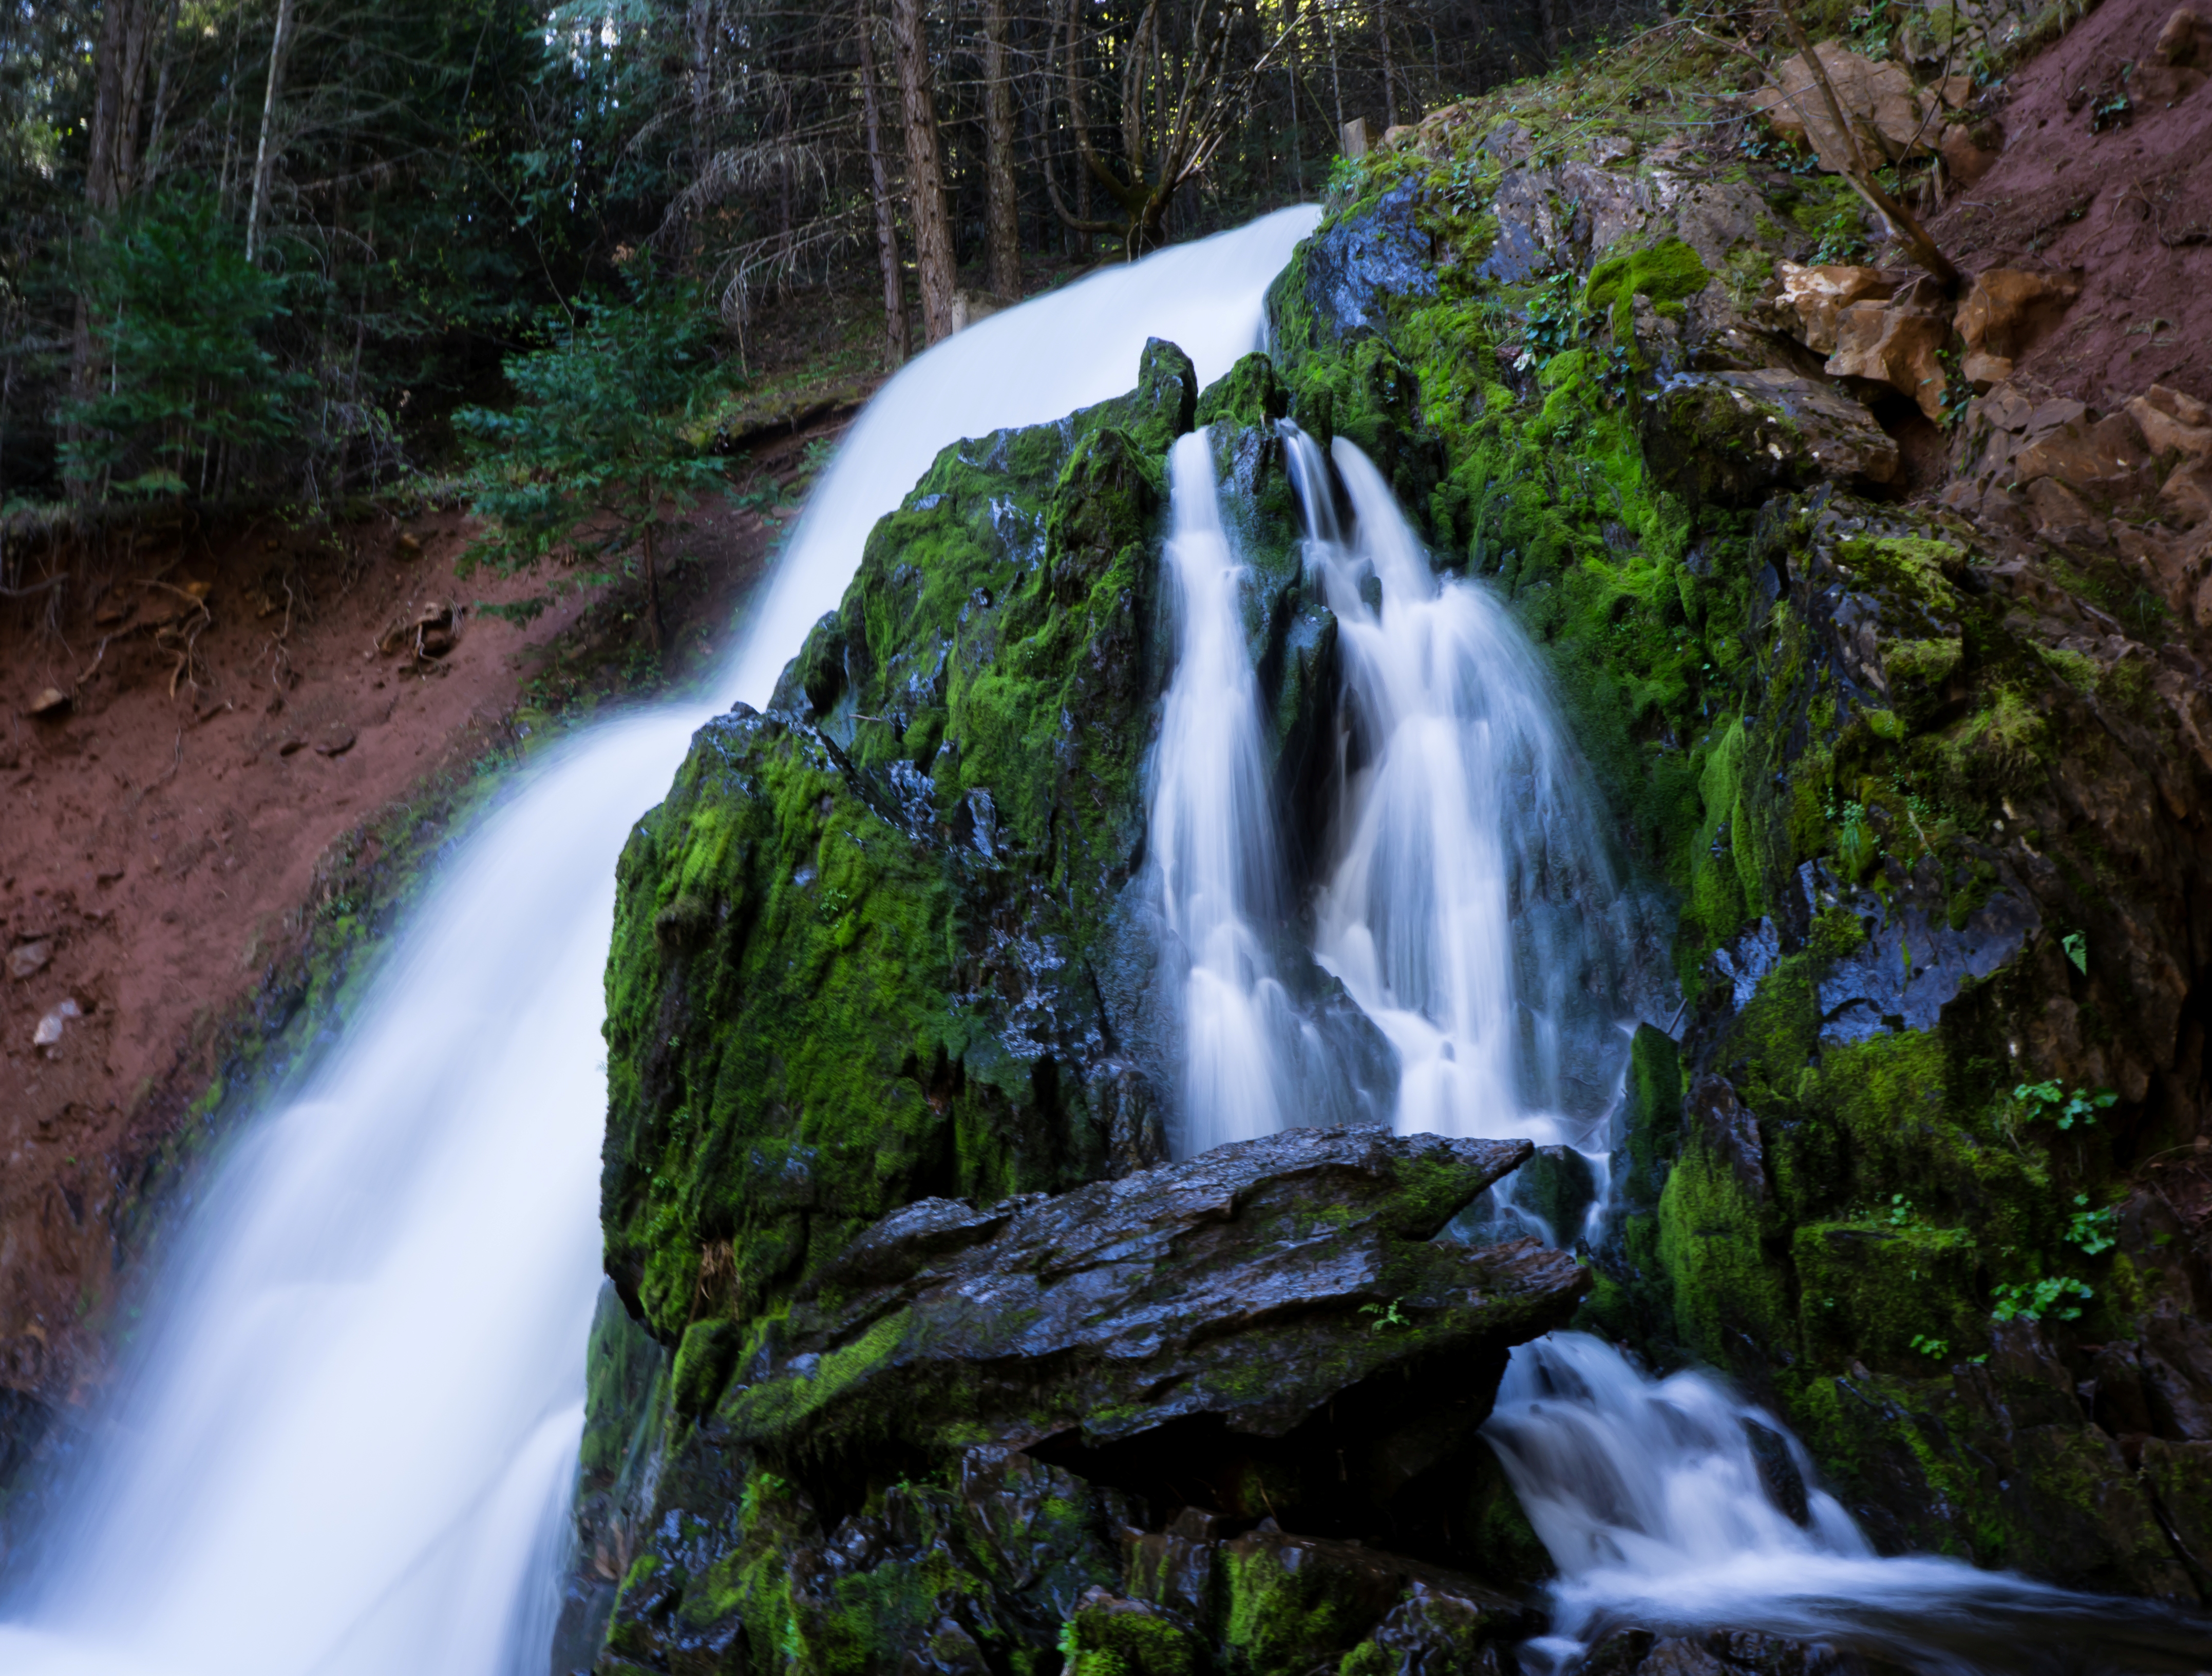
[1300,181,1438,339]
[604,341,1264,1347]
[722,1128,1581,1475]
[584,1131,1583,1676]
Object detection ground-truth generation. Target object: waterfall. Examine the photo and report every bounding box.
[1150,430,1294,1152]
[1275,450,2208,1672]
[0,206,1320,1676]
[1487,1335,2208,1673]
[1279,426,1633,1239]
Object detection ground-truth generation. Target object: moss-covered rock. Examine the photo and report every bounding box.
[1259,47,2212,1601]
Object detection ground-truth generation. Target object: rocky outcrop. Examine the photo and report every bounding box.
[580,1129,1584,1676]
[1253,41,2212,1608]
[589,11,2212,1665]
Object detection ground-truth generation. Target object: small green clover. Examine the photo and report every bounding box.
[2013,1081,2116,1130]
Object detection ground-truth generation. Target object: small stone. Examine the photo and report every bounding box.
[33,997,79,1049]
[279,738,307,757]
[313,725,357,758]
[8,940,51,980]
[27,688,70,719]
[1940,119,1999,187]
[396,531,423,555]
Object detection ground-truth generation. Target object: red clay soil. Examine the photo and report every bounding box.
[0,483,793,1411]
[1930,0,2212,412]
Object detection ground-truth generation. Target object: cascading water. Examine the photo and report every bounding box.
[1259,440,2211,1672]
[0,205,1319,1676]
[1149,430,1295,1152]
[1487,1335,2210,1673]
[1278,426,1639,1238]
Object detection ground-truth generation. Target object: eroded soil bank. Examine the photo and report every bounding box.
[0,407,855,1461]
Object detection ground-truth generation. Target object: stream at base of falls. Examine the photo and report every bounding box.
[3,203,2205,1676]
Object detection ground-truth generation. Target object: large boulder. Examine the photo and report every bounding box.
[585,1129,1584,1676]
[719,1127,1582,1479]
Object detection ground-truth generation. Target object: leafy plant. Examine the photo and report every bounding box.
[2062,931,2088,973]
[1360,1298,1411,1332]
[1809,203,1871,266]
[456,265,732,649]
[1990,1275,2094,1323]
[2013,1081,2115,1130]
[1324,154,1367,199]
[1909,1333,1950,1359]
[1517,271,1590,366]
[2066,1194,2118,1256]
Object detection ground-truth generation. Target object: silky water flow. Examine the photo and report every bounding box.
[0,206,1321,1676]
[1241,431,2209,1672]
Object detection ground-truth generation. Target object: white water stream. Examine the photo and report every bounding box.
[0,206,1318,1676]
[1139,423,2207,1671]
[1286,428,1630,1176]
[1149,430,1297,1152]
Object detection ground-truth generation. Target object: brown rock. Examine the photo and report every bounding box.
[395,531,423,556]
[26,688,70,719]
[2159,5,2211,63]
[1752,42,1941,170]
[2012,411,2151,489]
[1939,120,1999,187]
[1953,269,2082,390]
[2165,458,2212,529]
[1826,297,1951,420]
[313,725,357,759]
[1775,261,1897,354]
[7,940,51,980]
[2126,384,2212,460]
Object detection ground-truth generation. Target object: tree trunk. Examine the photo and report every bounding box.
[70,0,157,495]
[858,0,911,368]
[888,0,958,345]
[1379,0,1398,129]
[982,0,1023,301]
[641,519,665,653]
[86,0,156,214]
[244,0,297,262]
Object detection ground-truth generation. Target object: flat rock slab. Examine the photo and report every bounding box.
[717,1126,1583,1463]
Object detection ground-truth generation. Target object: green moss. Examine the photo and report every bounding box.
[1582,238,1711,338]
[1657,1140,1791,1371]
[1063,1599,1206,1676]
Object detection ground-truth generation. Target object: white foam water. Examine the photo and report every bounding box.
[1149,430,1299,1153]
[1272,425,1633,1245]
[0,205,1319,1676]
[1488,1335,2210,1675]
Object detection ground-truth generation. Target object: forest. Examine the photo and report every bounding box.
[0,0,1643,529]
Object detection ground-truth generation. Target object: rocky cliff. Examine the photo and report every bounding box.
[584,2,2212,1668]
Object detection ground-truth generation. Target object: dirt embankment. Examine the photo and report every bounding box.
[0,428,840,1422]
[1931,0,2212,411]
